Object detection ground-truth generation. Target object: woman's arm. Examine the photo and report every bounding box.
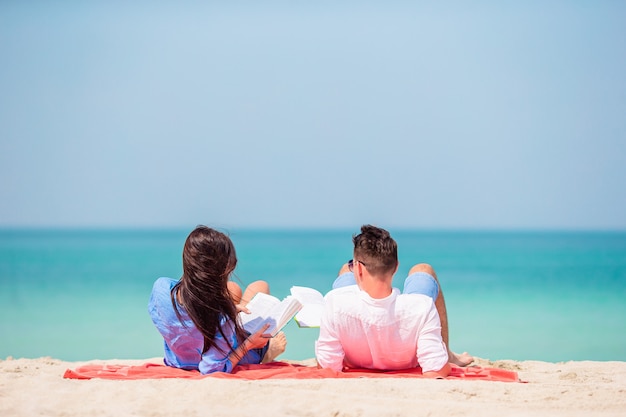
[227,323,271,367]
[199,322,271,374]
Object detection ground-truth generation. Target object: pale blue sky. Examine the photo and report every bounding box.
[1,1,625,230]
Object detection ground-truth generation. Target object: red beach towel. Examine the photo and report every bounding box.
[63,361,520,382]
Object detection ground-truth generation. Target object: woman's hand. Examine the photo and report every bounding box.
[235,303,250,314]
[228,323,271,367]
[245,323,272,350]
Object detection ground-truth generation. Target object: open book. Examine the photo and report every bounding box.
[238,293,303,337]
[238,286,326,335]
[290,286,325,328]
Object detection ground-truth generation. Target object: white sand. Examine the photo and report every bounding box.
[1,356,625,416]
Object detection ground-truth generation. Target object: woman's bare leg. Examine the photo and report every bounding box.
[240,280,270,307]
[238,280,286,363]
[227,281,243,304]
[261,331,287,363]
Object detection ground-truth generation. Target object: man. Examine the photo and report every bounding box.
[315,225,473,378]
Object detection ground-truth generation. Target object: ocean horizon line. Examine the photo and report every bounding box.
[2,225,626,235]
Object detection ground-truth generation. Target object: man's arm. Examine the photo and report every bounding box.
[314,295,345,371]
[416,300,451,378]
[422,362,451,378]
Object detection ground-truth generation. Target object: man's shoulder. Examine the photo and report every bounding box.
[396,292,437,310]
[324,285,361,307]
[326,285,360,298]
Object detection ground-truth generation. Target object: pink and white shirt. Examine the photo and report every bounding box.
[315,285,448,373]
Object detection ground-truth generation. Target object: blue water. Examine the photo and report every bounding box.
[1,228,625,363]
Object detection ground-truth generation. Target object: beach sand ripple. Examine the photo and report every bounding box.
[1,357,625,417]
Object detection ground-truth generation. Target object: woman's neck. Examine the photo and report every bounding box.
[175,286,185,307]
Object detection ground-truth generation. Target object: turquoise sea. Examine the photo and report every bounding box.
[1,228,625,363]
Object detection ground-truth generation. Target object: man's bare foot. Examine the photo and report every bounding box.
[449,350,474,367]
[261,332,287,364]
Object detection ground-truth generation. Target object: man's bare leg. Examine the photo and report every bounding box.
[408,264,474,366]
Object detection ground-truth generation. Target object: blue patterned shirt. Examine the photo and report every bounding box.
[148,277,263,374]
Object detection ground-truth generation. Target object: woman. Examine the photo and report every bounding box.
[149,225,287,374]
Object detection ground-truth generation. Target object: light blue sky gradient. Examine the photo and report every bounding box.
[1,1,625,230]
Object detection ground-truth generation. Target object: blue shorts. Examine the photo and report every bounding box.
[332,271,439,300]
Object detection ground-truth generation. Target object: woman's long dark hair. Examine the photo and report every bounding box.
[171,225,247,354]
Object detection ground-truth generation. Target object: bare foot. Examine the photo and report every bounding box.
[449,350,474,367]
[261,332,287,364]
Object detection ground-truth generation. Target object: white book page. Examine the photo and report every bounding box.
[239,293,302,336]
[290,286,324,304]
[290,286,325,328]
[264,296,302,335]
[238,292,281,333]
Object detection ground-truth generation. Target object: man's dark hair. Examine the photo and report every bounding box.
[352,224,398,276]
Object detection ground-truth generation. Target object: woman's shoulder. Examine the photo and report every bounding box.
[153,277,178,291]
[149,277,183,324]
[149,277,178,307]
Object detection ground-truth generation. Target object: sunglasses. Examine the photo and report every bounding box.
[347,259,368,272]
